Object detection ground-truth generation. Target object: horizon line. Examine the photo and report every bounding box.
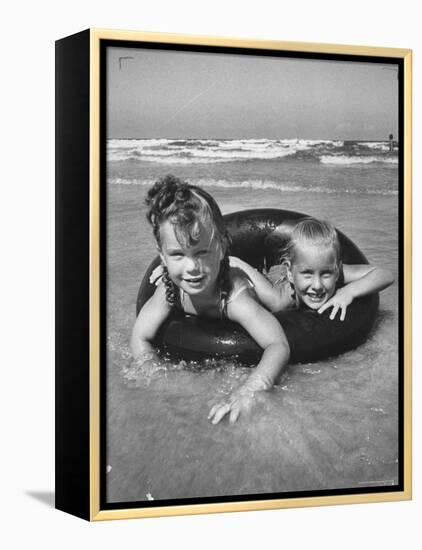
[107,136,398,141]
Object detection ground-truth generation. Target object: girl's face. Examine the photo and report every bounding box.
[159,220,223,297]
[288,243,339,310]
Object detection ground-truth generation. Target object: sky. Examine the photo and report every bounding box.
[107,46,399,140]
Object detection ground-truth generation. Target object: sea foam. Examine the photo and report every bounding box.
[320,155,398,165]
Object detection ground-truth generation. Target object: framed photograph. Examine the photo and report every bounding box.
[55,29,412,521]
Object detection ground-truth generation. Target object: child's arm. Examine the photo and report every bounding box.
[318,264,395,321]
[229,256,286,312]
[130,282,172,361]
[208,289,290,424]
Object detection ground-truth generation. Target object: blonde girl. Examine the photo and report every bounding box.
[229,218,394,320]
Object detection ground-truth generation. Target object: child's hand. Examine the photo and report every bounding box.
[208,375,269,425]
[318,287,355,321]
[149,264,164,285]
[208,387,256,424]
[123,351,165,385]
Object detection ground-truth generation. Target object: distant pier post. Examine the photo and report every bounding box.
[389,133,394,152]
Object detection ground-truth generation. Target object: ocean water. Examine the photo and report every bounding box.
[106,139,399,503]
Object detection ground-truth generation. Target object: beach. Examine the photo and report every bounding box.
[105,138,399,503]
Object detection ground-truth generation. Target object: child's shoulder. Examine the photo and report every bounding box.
[227,267,255,303]
[229,266,254,288]
[150,279,173,305]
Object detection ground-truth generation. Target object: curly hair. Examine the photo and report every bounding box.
[145,175,232,308]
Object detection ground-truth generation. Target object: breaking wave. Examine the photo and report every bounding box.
[108,138,398,166]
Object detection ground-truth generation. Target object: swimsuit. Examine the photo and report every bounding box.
[179,277,254,319]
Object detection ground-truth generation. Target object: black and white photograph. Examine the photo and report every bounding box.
[4,0,421,544]
[104,41,403,507]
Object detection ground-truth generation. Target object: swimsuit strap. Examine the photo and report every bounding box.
[221,279,254,318]
[225,280,254,304]
[179,279,254,319]
[179,287,227,319]
[337,263,345,288]
[179,288,188,312]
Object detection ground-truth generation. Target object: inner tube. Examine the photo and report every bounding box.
[136,208,379,364]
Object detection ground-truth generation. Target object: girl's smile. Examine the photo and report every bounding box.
[159,220,223,297]
[289,244,339,310]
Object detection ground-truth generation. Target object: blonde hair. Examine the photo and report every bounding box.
[281,217,342,266]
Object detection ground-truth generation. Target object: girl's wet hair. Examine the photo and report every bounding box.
[281,217,342,265]
[146,175,229,249]
[145,175,231,307]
